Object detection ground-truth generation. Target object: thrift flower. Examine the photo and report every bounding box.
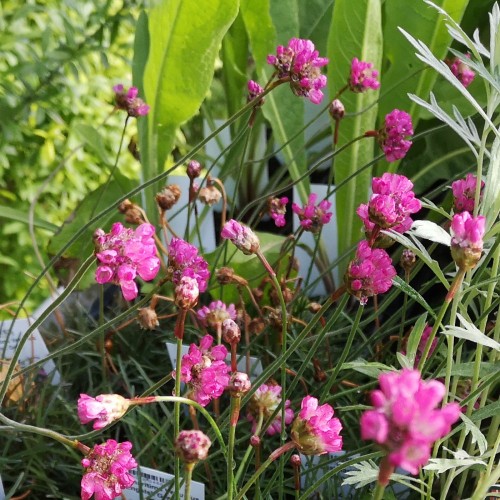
[229,371,252,397]
[78,394,130,430]
[187,160,202,180]
[376,109,413,162]
[291,396,343,455]
[247,384,294,436]
[292,193,333,233]
[360,369,460,475]
[268,196,288,228]
[221,318,241,345]
[452,173,484,213]
[175,430,211,463]
[329,99,345,120]
[267,38,328,104]
[167,238,210,292]
[113,84,149,117]
[174,276,199,309]
[349,58,380,92]
[197,300,237,329]
[345,240,396,305]
[221,219,260,255]
[177,334,230,406]
[247,80,265,105]
[450,212,486,271]
[81,440,137,500]
[94,222,160,301]
[448,54,475,87]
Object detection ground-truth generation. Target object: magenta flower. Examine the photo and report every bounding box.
[357,173,421,239]
[81,439,137,500]
[452,174,484,213]
[448,54,475,87]
[268,196,288,228]
[94,222,160,301]
[221,219,260,255]
[450,212,486,271]
[167,237,210,292]
[187,160,202,180]
[360,369,460,475]
[113,84,150,117]
[375,109,413,162]
[197,300,237,329]
[176,334,231,406]
[78,394,130,430]
[291,396,342,455]
[292,193,333,233]
[247,80,265,105]
[175,430,212,463]
[247,384,294,436]
[349,57,380,92]
[267,38,328,104]
[345,240,396,305]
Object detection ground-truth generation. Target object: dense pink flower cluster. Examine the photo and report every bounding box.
[450,212,486,270]
[267,38,328,104]
[377,109,413,162]
[452,174,484,213]
[167,237,210,292]
[113,84,150,117]
[349,58,380,92]
[177,335,230,406]
[292,193,333,233]
[449,54,475,87]
[221,219,260,255]
[357,173,421,237]
[197,300,237,329]
[175,430,211,463]
[247,384,294,436]
[291,396,343,455]
[345,241,396,305]
[78,394,130,431]
[94,222,160,301]
[360,369,460,475]
[81,439,137,500]
[268,196,288,227]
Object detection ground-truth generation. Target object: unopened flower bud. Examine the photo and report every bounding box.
[229,372,252,397]
[308,302,322,314]
[118,199,144,225]
[250,435,261,447]
[137,307,159,330]
[221,219,260,255]
[156,184,181,211]
[198,185,222,206]
[175,430,211,463]
[78,394,130,430]
[400,249,417,273]
[290,454,302,467]
[175,276,199,309]
[187,160,202,180]
[329,99,345,121]
[222,319,241,344]
[450,212,485,271]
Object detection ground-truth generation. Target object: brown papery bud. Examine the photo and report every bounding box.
[216,267,248,286]
[198,185,222,206]
[137,307,159,330]
[118,199,144,224]
[156,184,181,211]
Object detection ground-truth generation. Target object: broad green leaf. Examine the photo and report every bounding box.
[299,0,334,56]
[241,0,309,203]
[0,206,58,233]
[379,0,470,135]
[341,360,394,378]
[72,123,109,165]
[459,412,487,455]
[471,400,500,422]
[327,0,382,273]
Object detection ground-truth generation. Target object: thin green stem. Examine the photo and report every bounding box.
[185,463,194,500]
[227,396,240,500]
[174,336,183,500]
[235,411,264,486]
[372,481,387,500]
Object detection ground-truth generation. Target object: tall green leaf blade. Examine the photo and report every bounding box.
[241,0,309,203]
[327,0,382,271]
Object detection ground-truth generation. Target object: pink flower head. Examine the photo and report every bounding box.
[221,219,260,255]
[113,84,150,117]
[377,109,413,162]
[267,38,328,104]
[175,430,211,463]
[291,396,343,455]
[167,237,210,292]
[247,384,294,436]
[292,193,333,233]
[349,57,380,93]
[197,300,237,329]
[360,369,460,475]
[450,212,486,271]
[345,240,396,305]
[176,334,231,406]
[175,276,200,309]
[78,394,130,430]
[94,222,160,301]
[357,173,421,236]
[452,174,484,213]
[81,439,137,500]
[268,196,288,228]
[247,80,265,105]
[448,54,475,87]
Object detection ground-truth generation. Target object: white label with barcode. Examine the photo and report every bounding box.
[123,465,204,500]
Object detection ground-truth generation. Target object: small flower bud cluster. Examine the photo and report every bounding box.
[175,430,211,464]
[268,196,288,228]
[197,300,237,329]
[450,211,485,271]
[113,84,149,117]
[292,193,333,233]
[447,53,475,87]
[377,109,414,162]
[247,80,265,106]
[349,57,380,92]
[221,219,260,255]
[452,173,484,213]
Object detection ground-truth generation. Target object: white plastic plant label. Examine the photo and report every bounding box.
[124,465,204,500]
[0,318,60,385]
[0,474,5,499]
[166,342,263,379]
